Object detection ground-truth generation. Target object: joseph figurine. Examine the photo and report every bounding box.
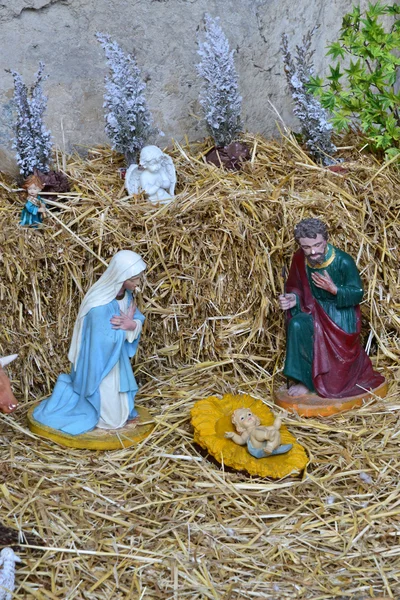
[278,218,384,398]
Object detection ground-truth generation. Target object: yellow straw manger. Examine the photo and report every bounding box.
[0,133,399,598]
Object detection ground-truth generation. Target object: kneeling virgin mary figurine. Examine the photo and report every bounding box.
[33,250,146,435]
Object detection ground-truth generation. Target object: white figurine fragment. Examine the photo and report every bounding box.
[0,548,21,600]
[125,145,176,204]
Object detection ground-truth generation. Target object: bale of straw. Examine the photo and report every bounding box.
[0,134,399,598]
[0,134,398,399]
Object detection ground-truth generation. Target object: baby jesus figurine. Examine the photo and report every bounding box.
[224,408,292,458]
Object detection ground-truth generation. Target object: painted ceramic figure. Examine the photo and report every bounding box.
[125,145,176,204]
[0,355,18,414]
[278,218,385,398]
[224,408,292,458]
[33,250,146,435]
[20,174,46,227]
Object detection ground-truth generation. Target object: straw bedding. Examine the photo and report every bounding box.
[0,133,399,598]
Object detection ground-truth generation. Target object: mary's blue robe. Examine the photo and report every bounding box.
[33,295,145,435]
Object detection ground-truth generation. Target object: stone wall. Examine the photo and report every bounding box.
[0,0,373,174]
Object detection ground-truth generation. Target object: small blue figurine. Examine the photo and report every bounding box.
[225,408,292,458]
[20,174,46,227]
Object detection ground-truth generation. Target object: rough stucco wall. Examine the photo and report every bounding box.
[0,0,374,174]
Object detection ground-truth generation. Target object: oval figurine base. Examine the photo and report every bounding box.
[274,379,387,418]
[27,404,155,450]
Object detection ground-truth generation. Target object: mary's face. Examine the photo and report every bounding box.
[122,273,143,293]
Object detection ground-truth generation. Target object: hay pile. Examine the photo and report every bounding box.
[1,134,399,398]
[0,134,399,598]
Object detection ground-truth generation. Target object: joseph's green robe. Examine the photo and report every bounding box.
[283,244,383,397]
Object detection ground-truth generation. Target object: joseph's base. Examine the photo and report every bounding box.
[27,404,155,450]
[274,380,387,418]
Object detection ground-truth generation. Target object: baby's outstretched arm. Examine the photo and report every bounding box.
[224,431,248,445]
[272,415,282,431]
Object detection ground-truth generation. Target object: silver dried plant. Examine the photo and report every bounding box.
[197,14,242,147]
[96,33,158,165]
[281,27,337,165]
[7,62,52,177]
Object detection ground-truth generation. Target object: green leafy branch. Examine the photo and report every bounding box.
[309,2,400,159]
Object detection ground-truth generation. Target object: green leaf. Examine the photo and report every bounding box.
[386,70,397,86]
[326,42,346,60]
[306,76,324,94]
[384,115,400,140]
[327,63,343,91]
[377,95,395,110]
[373,132,393,149]
[320,91,336,110]
[341,94,362,111]
[328,63,343,80]
[342,5,361,28]
[368,43,385,58]
[331,112,351,132]
[387,4,400,15]
[387,90,400,105]
[363,124,382,137]
[384,147,400,161]
[367,2,389,18]
[344,59,364,78]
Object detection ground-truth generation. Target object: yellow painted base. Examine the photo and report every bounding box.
[274,380,388,418]
[191,394,308,478]
[27,404,155,450]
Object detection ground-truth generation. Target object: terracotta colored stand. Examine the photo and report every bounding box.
[274,380,388,418]
[27,404,155,450]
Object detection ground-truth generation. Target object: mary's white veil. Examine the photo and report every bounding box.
[68,250,146,367]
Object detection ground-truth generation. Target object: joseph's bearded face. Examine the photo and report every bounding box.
[298,234,328,266]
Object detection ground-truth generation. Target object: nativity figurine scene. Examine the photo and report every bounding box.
[0,7,398,598]
[28,250,154,449]
[275,218,387,417]
[5,11,391,463]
